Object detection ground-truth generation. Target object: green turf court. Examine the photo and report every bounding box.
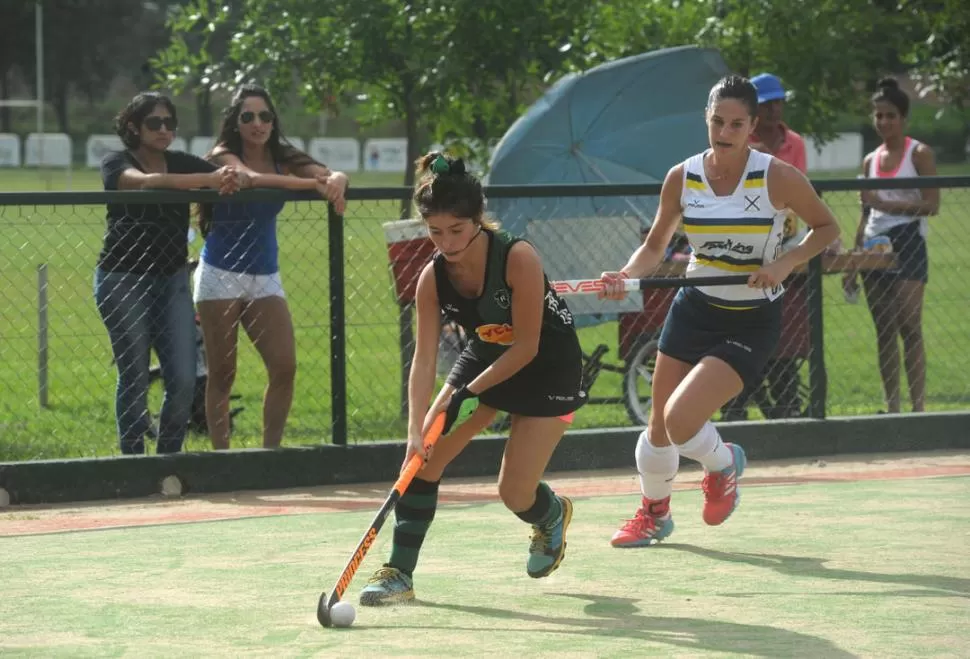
[1,474,967,657]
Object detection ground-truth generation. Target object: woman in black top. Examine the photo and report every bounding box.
[96,91,242,454]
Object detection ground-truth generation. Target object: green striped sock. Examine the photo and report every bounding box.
[388,477,440,577]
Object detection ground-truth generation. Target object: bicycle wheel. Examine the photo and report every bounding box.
[622,337,659,426]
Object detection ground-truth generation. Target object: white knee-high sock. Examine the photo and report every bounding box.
[635,429,679,501]
[676,421,733,472]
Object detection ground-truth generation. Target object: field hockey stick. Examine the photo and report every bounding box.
[317,412,447,627]
[550,274,751,296]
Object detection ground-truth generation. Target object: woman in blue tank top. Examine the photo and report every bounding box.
[196,84,349,450]
[599,76,840,548]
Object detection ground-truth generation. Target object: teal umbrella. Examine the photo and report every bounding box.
[484,46,730,325]
[486,46,730,235]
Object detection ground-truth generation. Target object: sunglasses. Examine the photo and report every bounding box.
[143,116,178,132]
[240,110,275,124]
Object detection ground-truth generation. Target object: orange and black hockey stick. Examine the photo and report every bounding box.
[317,412,447,627]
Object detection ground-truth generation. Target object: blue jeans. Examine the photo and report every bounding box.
[95,267,196,454]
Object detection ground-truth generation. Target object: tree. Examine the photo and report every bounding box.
[0,3,33,132]
[584,0,918,142]
[30,1,152,133]
[900,0,970,110]
[428,0,597,155]
[152,0,598,204]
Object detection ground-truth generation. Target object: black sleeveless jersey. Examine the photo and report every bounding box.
[433,229,577,365]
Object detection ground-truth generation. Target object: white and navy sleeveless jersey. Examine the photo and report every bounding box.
[681,149,788,309]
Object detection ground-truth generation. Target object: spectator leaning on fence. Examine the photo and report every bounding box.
[96,91,243,455]
[196,84,349,450]
[850,77,939,414]
[599,75,840,549]
[358,152,587,607]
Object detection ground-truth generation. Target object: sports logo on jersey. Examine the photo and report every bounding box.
[493,288,511,309]
[699,238,754,255]
[476,323,515,345]
[744,195,761,212]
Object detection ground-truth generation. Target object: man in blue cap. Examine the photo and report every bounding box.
[749,73,807,173]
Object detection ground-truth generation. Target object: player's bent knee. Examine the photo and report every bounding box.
[497,480,534,512]
[662,402,706,445]
[646,416,669,448]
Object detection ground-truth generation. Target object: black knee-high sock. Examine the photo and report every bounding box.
[388,477,440,577]
[514,481,562,527]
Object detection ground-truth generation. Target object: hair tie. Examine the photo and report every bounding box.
[430,154,450,175]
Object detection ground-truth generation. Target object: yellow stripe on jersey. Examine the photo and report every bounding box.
[684,224,773,234]
[709,302,758,311]
[743,169,765,189]
[694,256,761,273]
[685,178,706,191]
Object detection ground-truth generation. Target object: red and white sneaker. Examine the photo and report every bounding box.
[701,443,747,526]
[610,497,675,548]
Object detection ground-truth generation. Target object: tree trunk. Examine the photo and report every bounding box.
[0,69,10,133]
[53,80,69,135]
[401,81,418,221]
[196,86,212,136]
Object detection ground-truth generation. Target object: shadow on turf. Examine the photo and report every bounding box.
[660,545,970,597]
[418,594,856,657]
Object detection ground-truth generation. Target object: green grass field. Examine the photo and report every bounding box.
[1,165,969,461]
[1,476,968,657]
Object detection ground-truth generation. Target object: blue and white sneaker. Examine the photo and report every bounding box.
[359,565,415,606]
[526,496,573,578]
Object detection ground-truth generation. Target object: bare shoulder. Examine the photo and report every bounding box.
[507,239,542,273]
[208,146,235,164]
[665,162,685,184]
[768,157,806,187]
[912,140,936,161]
[415,259,439,303]
[661,162,685,198]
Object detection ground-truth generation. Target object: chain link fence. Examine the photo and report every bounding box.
[1,176,968,461]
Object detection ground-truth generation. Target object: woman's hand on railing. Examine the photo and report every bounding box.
[315,171,349,214]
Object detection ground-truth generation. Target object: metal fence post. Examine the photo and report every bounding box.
[807,253,826,418]
[37,262,48,409]
[328,203,347,445]
[399,302,413,421]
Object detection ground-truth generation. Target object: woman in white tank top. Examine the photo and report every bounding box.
[597,76,840,548]
[850,77,940,414]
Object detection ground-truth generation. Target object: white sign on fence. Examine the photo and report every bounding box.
[24,133,72,167]
[0,133,21,167]
[363,138,408,172]
[85,134,124,167]
[190,136,216,158]
[805,132,864,172]
[309,138,361,172]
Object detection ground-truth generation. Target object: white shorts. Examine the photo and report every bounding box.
[193,261,285,302]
